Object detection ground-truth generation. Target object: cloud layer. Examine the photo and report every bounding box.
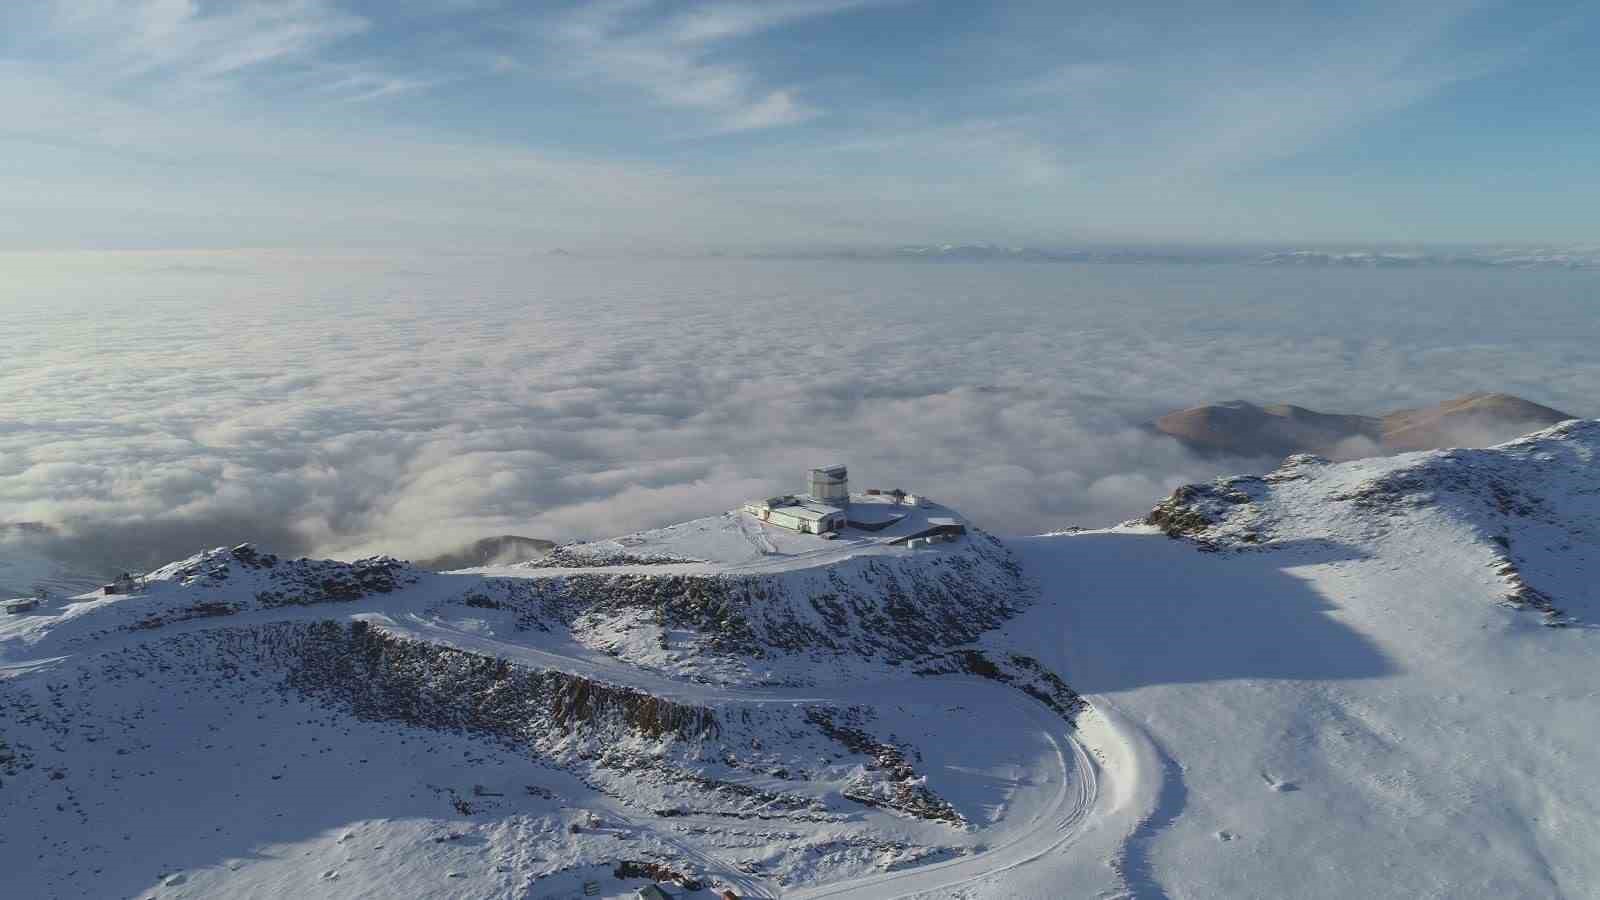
[3,252,1595,581]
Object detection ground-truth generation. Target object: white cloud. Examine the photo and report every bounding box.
[1009,3,1506,178]
[29,0,442,110]
[718,89,818,133]
[2,251,1592,582]
[48,0,368,82]
[536,0,873,133]
[0,2,1581,249]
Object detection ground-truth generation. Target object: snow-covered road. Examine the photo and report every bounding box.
[376,614,1116,900]
[3,581,1120,900]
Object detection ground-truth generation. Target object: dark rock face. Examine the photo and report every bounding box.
[1152,393,1573,460]
[250,556,417,608]
[805,707,963,825]
[282,620,720,742]
[128,601,241,631]
[1145,477,1268,544]
[913,650,1085,722]
[614,861,701,889]
[473,531,1031,668]
[523,549,701,568]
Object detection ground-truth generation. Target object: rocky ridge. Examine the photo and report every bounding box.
[1147,419,1600,624]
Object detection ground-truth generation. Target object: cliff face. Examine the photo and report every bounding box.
[285,621,720,742]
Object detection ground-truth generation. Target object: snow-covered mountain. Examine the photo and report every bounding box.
[5,425,1600,898]
[1254,247,1600,269]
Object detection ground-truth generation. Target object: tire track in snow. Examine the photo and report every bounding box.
[397,617,1108,899]
[1095,702,1184,900]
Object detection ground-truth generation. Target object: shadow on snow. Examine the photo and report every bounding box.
[1012,531,1396,695]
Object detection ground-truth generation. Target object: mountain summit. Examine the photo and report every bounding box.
[1153,391,1572,459]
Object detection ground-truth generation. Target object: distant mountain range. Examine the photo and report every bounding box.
[1152,392,1574,460]
[1252,249,1600,269]
[744,243,1600,269]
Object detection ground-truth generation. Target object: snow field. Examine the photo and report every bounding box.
[7,422,1600,898]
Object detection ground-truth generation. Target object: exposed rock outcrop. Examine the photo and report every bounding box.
[469,532,1030,670]
[1146,420,1600,625]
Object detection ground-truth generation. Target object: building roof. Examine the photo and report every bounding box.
[810,464,848,478]
[770,503,843,522]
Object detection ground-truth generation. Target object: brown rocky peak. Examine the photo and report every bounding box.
[1154,393,1573,460]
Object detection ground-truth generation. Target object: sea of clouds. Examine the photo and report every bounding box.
[3,250,1597,586]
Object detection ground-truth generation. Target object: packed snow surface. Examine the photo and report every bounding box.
[5,423,1600,898]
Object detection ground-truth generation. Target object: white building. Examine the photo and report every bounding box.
[764,502,846,534]
[742,495,846,534]
[742,465,851,534]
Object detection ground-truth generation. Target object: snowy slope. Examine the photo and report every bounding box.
[982,421,1600,899]
[6,426,1600,898]
[1,510,1088,899]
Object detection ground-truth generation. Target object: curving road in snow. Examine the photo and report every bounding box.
[382,613,1138,900]
[4,569,1149,900]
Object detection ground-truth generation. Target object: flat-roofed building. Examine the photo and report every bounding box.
[765,501,846,534]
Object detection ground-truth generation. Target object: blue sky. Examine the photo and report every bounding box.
[1,0,1595,250]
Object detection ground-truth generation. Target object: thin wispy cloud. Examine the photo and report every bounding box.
[45,0,368,84]
[311,64,445,103]
[537,0,878,133]
[1080,5,1511,176]
[28,0,434,110]
[0,1,1589,246]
